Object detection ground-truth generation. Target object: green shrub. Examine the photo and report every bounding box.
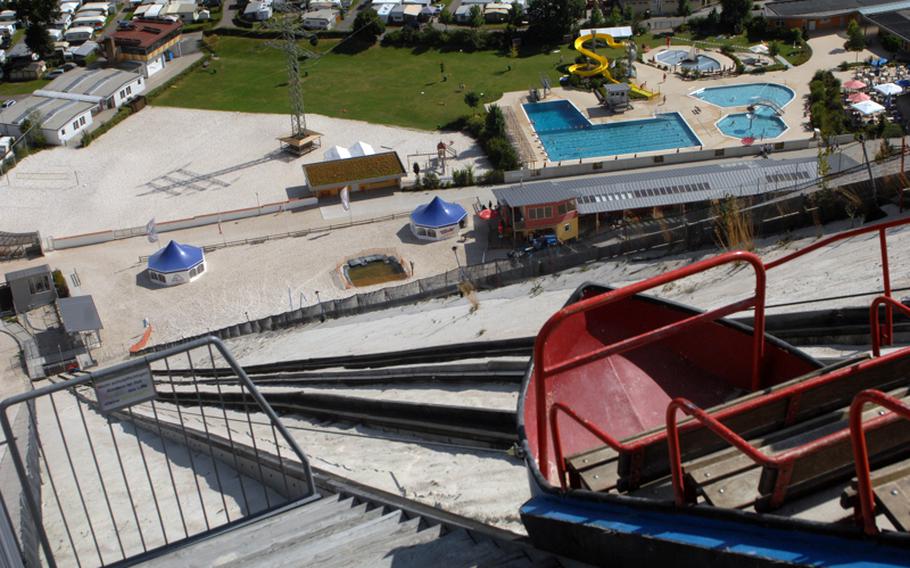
[485,136,519,170]
[479,170,505,185]
[452,166,475,186]
[52,270,70,298]
[422,172,441,189]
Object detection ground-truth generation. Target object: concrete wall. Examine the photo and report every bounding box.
[46,196,319,251]
[504,135,856,184]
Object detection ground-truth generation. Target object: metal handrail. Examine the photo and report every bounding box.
[869,295,910,356]
[767,216,910,350]
[849,389,910,536]
[0,336,317,568]
[533,250,767,482]
[549,402,626,490]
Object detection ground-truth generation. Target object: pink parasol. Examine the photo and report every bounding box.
[848,92,871,103]
[741,136,755,146]
[843,79,867,90]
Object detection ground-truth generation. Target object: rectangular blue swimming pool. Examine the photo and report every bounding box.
[523,100,702,162]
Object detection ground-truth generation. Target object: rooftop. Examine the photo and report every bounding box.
[765,0,903,17]
[864,8,910,39]
[58,295,104,333]
[4,264,50,283]
[303,151,406,188]
[492,156,859,214]
[0,95,96,132]
[108,18,183,50]
[38,67,142,103]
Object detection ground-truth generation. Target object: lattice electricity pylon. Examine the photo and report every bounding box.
[265,7,319,139]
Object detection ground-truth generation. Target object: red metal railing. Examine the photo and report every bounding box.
[849,389,910,535]
[767,216,910,349]
[549,402,624,490]
[533,250,767,483]
[869,296,910,356]
[666,392,902,509]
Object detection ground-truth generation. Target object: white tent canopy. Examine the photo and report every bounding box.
[578,26,633,39]
[324,145,351,160]
[348,141,375,157]
[851,99,886,115]
[874,82,903,96]
[749,44,769,54]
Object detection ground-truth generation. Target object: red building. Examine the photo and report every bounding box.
[103,19,183,78]
[491,185,579,243]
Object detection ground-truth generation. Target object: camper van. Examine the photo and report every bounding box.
[71,15,106,29]
[80,2,113,15]
[63,26,95,43]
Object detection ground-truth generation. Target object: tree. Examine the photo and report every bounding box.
[353,8,385,44]
[787,27,804,45]
[508,2,524,25]
[881,32,901,55]
[464,91,481,113]
[768,41,780,57]
[469,4,484,28]
[527,0,585,43]
[589,4,604,27]
[677,0,691,17]
[607,5,622,26]
[439,6,452,28]
[484,105,506,139]
[845,19,865,52]
[719,0,751,34]
[14,0,58,56]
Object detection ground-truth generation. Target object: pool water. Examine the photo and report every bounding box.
[345,255,407,287]
[692,83,794,108]
[717,106,787,139]
[655,49,721,72]
[524,101,702,161]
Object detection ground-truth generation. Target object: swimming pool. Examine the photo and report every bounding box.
[523,100,702,161]
[655,49,721,72]
[691,83,794,108]
[716,107,788,140]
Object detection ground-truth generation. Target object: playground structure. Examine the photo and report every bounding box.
[568,33,656,99]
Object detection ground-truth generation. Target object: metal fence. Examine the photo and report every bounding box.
[0,337,317,567]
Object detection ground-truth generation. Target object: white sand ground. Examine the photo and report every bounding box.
[0,107,489,237]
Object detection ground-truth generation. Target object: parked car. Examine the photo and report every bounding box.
[1,99,15,109]
[45,68,65,79]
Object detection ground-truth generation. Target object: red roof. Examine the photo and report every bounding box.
[109,19,183,50]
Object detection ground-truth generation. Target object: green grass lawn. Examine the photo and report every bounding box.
[153,36,566,130]
[0,79,50,97]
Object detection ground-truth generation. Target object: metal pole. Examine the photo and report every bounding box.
[859,134,879,206]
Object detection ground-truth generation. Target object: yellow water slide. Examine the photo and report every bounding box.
[567,33,656,99]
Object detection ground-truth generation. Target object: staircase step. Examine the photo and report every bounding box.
[317,518,444,568]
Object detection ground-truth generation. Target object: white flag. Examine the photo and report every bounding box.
[146,218,158,243]
[340,186,350,212]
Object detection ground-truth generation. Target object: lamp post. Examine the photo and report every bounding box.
[314,290,325,322]
[452,245,465,280]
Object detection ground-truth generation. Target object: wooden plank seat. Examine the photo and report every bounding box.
[564,354,910,494]
[683,389,910,512]
[842,451,910,532]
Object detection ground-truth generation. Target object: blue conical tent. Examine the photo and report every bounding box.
[410,196,467,228]
[148,240,204,273]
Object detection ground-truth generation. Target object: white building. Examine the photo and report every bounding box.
[163,2,199,22]
[0,96,95,146]
[302,9,338,29]
[374,2,395,21]
[243,1,273,20]
[37,68,146,111]
[64,26,95,42]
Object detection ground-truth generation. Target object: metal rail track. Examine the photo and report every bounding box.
[156,337,536,377]
[155,389,518,449]
[154,361,529,388]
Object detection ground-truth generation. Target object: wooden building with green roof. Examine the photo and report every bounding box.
[302,151,407,198]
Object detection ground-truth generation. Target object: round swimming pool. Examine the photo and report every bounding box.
[692,82,794,108]
[717,107,788,140]
[655,49,721,72]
